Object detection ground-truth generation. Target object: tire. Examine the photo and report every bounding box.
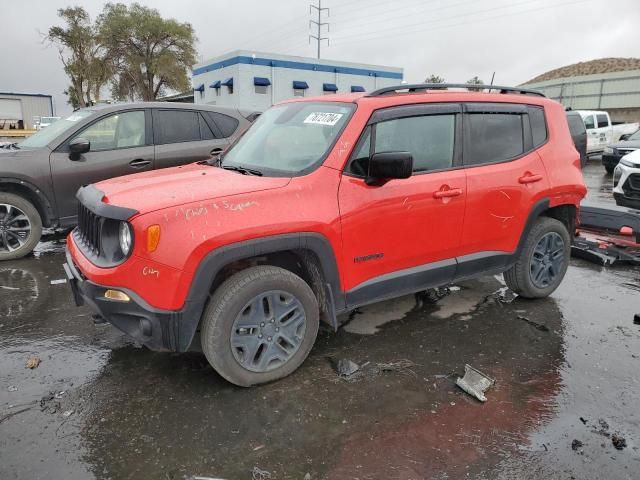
[503,217,571,299]
[201,265,320,387]
[605,165,615,174]
[0,192,42,261]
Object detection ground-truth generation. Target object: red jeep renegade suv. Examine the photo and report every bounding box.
[65,84,586,386]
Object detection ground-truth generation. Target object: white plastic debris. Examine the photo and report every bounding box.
[50,279,67,285]
[456,364,495,402]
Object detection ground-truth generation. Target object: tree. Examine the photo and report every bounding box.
[46,7,111,108]
[466,76,485,91]
[424,74,445,84]
[98,3,197,101]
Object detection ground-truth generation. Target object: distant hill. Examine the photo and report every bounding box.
[525,57,640,84]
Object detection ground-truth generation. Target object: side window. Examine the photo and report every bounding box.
[374,115,455,172]
[465,113,524,165]
[199,113,215,140]
[583,115,595,129]
[528,106,547,148]
[74,111,145,151]
[154,110,200,145]
[207,112,240,138]
[596,114,609,128]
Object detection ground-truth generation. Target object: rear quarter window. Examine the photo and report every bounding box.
[206,112,240,138]
[528,106,548,148]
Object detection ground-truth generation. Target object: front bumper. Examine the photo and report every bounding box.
[64,248,200,352]
[613,163,640,210]
[602,154,621,168]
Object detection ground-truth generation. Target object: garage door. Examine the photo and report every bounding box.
[0,98,23,121]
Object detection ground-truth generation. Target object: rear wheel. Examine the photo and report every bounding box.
[0,193,42,261]
[201,266,319,387]
[504,217,570,299]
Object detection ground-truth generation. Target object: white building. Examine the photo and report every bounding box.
[192,50,403,111]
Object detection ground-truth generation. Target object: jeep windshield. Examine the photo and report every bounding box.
[221,102,355,176]
[19,110,94,148]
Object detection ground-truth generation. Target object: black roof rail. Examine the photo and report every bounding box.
[366,83,546,98]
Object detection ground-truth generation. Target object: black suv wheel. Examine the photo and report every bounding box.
[0,192,42,260]
[504,217,570,298]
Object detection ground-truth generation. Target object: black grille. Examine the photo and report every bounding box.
[627,173,640,192]
[74,203,103,255]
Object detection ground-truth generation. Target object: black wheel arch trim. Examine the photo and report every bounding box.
[0,177,55,227]
[179,232,345,349]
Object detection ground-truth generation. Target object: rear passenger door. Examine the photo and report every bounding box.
[457,103,550,276]
[152,109,231,169]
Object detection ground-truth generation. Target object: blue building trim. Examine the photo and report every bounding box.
[193,55,403,80]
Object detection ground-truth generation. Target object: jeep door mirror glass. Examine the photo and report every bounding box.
[69,137,90,159]
[366,151,413,185]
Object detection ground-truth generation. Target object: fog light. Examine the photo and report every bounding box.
[104,289,131,302]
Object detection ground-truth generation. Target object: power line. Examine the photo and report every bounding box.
[330,0,594,47]
[309,0,330,59]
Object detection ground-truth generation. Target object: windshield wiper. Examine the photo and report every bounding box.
[1,142,20,149]
[222,165,263,176]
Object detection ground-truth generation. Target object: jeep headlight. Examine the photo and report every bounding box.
[603,146,614,154]
[118,222,133,255]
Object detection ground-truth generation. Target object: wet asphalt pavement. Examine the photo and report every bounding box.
[1,159,639,480]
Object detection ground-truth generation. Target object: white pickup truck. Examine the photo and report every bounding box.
[577,110,639,154]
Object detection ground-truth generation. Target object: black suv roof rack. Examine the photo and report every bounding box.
[366,83,546,98]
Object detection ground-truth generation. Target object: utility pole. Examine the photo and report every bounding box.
[309,0,329,59]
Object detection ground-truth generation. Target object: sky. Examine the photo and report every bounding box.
[1,0,639,116]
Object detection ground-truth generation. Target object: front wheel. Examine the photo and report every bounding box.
[0,192,42,261]
[504,217,571,299]
[201,266,320,387]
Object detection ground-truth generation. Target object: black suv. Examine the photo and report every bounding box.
[0,103,254,260]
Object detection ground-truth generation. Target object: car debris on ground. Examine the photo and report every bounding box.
[25,356,41,369]
[455,364,495,402]
[331,358,417,382]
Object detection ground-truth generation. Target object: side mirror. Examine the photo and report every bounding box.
[69,137,90,159]
[366,151,413,186]
[619,134,630,141]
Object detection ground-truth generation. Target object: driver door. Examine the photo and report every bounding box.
[50,109,154,225]
[338,104,467,306]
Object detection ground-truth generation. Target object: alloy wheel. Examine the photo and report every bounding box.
[230,290,307,373]
[530,232,565,289]
[0,203,32,253]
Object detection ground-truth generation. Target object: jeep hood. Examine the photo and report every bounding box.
[610,140,640,149]
[95,163,291,214]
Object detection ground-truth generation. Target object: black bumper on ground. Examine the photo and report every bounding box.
[63,249,201,352]
[602,154,621,168]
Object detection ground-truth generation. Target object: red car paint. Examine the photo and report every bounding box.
[67,91,586,313]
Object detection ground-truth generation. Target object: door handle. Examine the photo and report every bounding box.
[433,187,463,199]
[129,159,151,169]
[518,173,543,184]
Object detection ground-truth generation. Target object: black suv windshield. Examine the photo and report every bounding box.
[20,110,94,148]
[222,102,355,175]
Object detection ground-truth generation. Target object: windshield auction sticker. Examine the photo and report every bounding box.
[304,112,344,126]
